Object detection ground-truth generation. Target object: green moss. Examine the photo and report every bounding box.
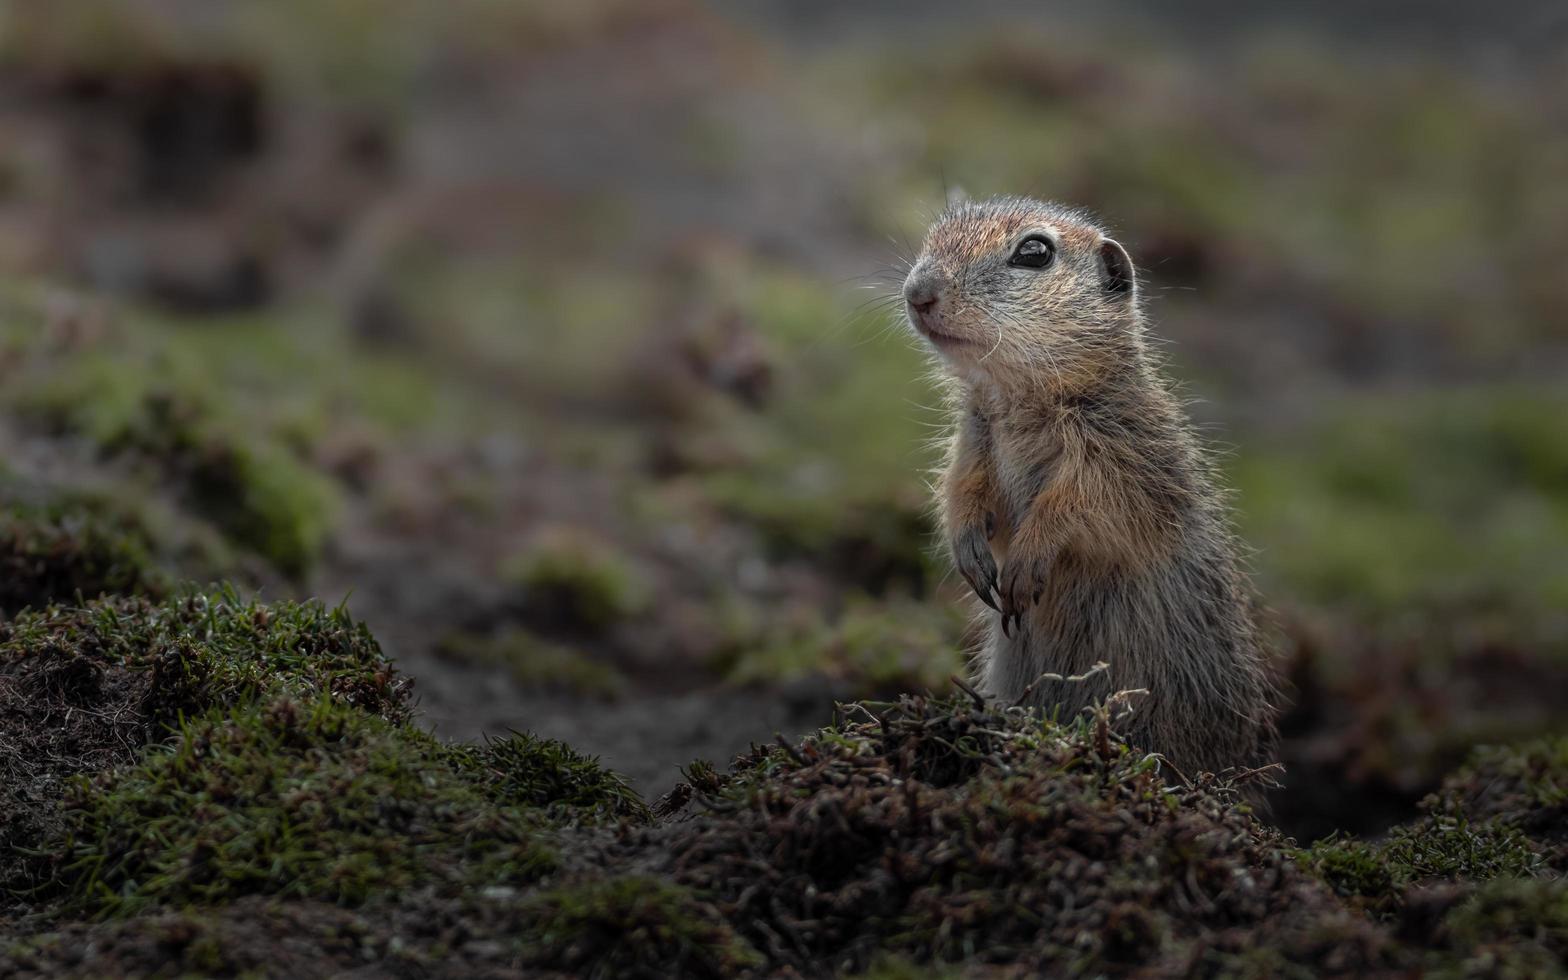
[1302,819,1543,912]
[1435,878,1568,978]
[16,362,338,578]
[0,589,412,899]
[1428,738,1568,870]
[0,589,410,727]
[0,500,168,616]
[1230,387,1568,615]
[4,588,660,915]
[504,528,649,629]
[516,876,762,979]
[445,730,650,826]
[1300,836,1400,905]
[436,629,626,699]
[180,435,336,581]
[724,598,967,696]
[58,696,556,913]
[705,475,937,594]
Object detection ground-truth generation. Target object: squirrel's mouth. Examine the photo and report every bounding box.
[911,317,974,351]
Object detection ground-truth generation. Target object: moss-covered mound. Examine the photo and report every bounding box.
[1,586,655,968]
[654,693,1387,976]
[446,731,650,824]
[57,696,558,913]
[17,376,337,578]
[1303,818,1543,917]
[0,590,407,897]
[6,590,1568,978]
[0,504,167,616]
[1435,879,1568,977]
[1431,737,1568,873]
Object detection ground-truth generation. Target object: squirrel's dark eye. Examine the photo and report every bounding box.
[1009,235,1055,269]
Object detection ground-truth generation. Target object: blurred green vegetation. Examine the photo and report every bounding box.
[847,31,1568,348]
[10,352,339,578]
[0,496,168,614]
[0,0,665,112]
[1231,388,1568,620]
[437,628,627,699]
[504,528,650,630]
[722,597,968,697]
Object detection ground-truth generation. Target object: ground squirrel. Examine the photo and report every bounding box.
[903,196,1277,781]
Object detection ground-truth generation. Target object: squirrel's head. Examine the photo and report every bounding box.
[903,197,1139,391]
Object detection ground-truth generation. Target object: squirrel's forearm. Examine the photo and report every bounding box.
[940,405,998,536]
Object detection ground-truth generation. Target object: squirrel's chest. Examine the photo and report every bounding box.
[989,419,1067,521]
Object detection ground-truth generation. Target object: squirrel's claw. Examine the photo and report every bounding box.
[952,524,1000,612]
[997,547,1053,639]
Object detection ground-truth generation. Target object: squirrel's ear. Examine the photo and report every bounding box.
[1097,239,1135,297]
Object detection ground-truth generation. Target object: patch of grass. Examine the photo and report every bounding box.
[0,589,410,729]
[504,527,649,630]
[436,628,626,699]
[446,730,650,826]
[0,590,411,899]
[724,597,967,697]
[1428,737,1568,871]
[1302,819,1543,914]
[58,696,556,913]
[1436,878,1568,977]
[516,876,762,979]
[704,475,936,595]
[0,500,168,616]
[15,359,339,579]
[1231,387,1568,617]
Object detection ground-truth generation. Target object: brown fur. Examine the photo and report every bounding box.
[904,196,1278,780]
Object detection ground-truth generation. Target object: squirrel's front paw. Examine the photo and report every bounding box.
[951,521,999,613]
[998,547,1052,638]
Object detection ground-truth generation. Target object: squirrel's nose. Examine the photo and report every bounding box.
[904,274,943,316]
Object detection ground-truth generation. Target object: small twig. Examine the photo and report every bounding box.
[949,675,988,709]
[1227,762,1286,787]
[1156,755,1193,790]
[1012,660,1111,707]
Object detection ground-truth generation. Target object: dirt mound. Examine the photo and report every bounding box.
[5,591,1568,977]
[651,692,1388,976]
[0,505,167,617]
[0,591,408,903]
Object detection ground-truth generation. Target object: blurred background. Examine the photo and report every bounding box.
[1,0,1565,841]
